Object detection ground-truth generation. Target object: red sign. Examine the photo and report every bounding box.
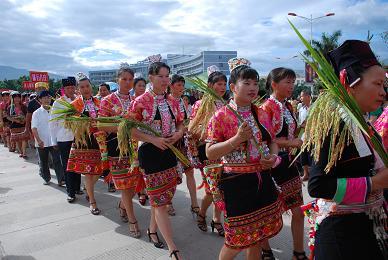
[305,63,319,83]
[305,63,314,83]
[29,71,49,83]
[23,81,35,90]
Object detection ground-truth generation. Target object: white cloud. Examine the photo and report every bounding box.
[16,0,63,18]
[0,0,387,75]
[59,31,83,38]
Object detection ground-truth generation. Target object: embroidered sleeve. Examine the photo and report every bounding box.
[333,177,371,204]
[129,98,144,122]
[172,98,183,124]
[190,100,201,120]
[206,109,226,144]
[70,97,84,114]
[260,100,282,135]
[98,96,112,117]
[256,106,275,139]
[374,107,388,151]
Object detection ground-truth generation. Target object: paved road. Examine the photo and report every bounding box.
[0,145,310,260]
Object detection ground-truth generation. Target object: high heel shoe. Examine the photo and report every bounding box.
[117,201,128,223]
[210,220,224,237]
[128,221,141,238]
[89,201,101,215]
[147,228,164,249]
[292,251,308,260]
[138,193,147,206]
[190,206,200,218]
[261,249,275,260]
[197,214,207,232]
[167,203,176,216]
[169,250,180,259]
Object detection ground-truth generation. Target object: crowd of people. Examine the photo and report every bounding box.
[0,39,387,260]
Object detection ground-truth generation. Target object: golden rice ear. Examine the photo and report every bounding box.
[301,92,352,173]
[290,19,387,168]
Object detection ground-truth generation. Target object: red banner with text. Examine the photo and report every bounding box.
[22,81,35,90]
[29,71,49,83]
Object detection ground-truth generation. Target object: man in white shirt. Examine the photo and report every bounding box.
[298,90,312,181]
[50,77,83,202]
[31,90,64,185]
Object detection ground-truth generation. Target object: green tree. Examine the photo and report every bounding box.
[304,30,342,58]
[292,83,310,99]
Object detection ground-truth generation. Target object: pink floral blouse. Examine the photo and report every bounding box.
[206,100,273,164]
[130,90,183,137]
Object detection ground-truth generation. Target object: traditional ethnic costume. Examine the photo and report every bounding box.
[186,98,224,194]
[206,99,283,249]
[261,95,304,210]
[99,90,143,191]
[374,106,388,151]
[303,40,387,259]
[186,65,225,194]
[8,92,29,143]
[0,92,11,143]
[171,94,193,181]
[67,95,103,176]
[130,90,183,207]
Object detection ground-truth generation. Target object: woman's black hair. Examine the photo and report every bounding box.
[148,62,170,75]
[229,65,259,86]
[207,71,229,100]
[99,83,110,92]
[171,74,185,85]
[208,71,227,85]
[117,67,134,79]
[134,78,146,88]
[265,67,296,91]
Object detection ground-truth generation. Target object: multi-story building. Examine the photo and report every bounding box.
[168,51,237,77]
[89,69,117,86]
[89,51,237,85]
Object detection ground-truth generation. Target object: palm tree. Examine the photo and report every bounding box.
[304,30,342,58]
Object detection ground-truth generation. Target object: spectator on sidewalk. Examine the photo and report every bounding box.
[50,77,83,202]
[31,90,64,186]
[298,90,312,181]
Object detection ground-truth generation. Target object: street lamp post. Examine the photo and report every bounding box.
[288,13,335,94]
[288,13,335,44]
[275,55,298,60]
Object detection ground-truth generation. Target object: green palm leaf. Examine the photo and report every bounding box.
[289,19,387,169]
[187,76,266,156]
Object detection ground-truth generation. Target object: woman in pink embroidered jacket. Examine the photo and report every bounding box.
[129,61,184,259]
[187,67,227,237]
[98,65,144,238]
[206,58,283,260]
[307,40,388,260]
[260,68,306,260]
[167,74,199,217]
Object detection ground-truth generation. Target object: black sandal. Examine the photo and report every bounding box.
[128,221,141,238]
[293,251,308,260]
[169,250,180,259]
[210,220,224,237]
[262,249,275,260]
[89,201,100,215]
[147,228,164,249]
[190,206,200,218]
[197,214,207,232]
[117,201,128,223]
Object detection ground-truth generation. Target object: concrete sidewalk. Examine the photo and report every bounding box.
[0,145,310,260]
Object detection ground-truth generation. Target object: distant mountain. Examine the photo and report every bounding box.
[0,65,63,81]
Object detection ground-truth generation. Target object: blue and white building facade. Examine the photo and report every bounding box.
[89,51,237,85]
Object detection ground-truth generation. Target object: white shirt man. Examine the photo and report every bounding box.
[31,90,64,186]
[49,95,75,144]
[50,77,82,202]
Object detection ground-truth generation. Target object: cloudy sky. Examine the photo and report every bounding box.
[1,0,387,76]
